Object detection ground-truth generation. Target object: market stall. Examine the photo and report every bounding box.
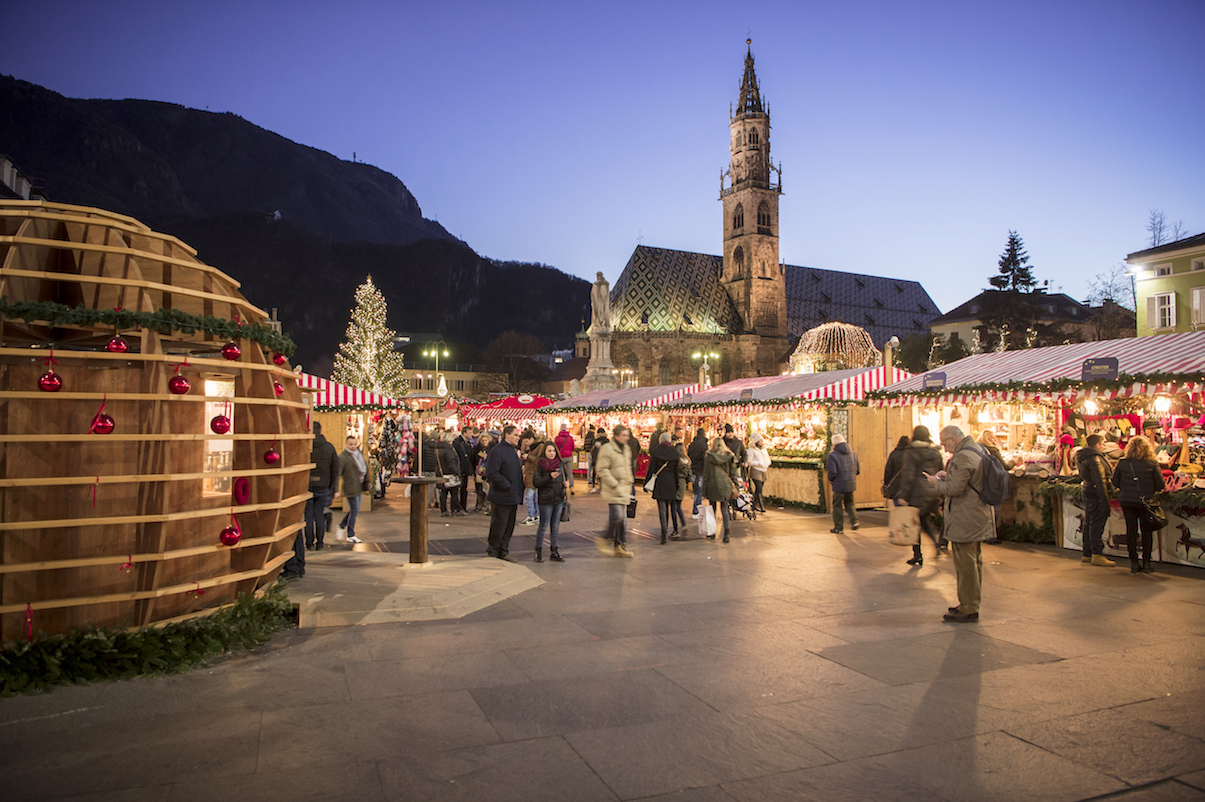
[662,366,913,510]
[459,393,554,432]
[543,383,699,477]
[869,331,1205,566]
[297,373,412,509]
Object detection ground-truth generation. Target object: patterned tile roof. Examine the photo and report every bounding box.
[610,246,939,347]
[784,264,939,347]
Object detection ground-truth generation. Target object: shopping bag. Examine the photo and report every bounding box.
[888,504,920,546]
[561,502,571,522]
[626,493,638,519]
[700,506,717,537]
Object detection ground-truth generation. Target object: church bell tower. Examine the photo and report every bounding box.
[720,40,786,338]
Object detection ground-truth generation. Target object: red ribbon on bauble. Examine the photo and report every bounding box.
[39,350,62,392]
[220,513,242,547]
[119,555,133,572]
[90,394,115,435]
[264,433,280,465]
[25,603,34,642]
[221,341,241,361]
[92,476,99,508]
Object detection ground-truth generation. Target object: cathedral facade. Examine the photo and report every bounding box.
[606,43,937,388]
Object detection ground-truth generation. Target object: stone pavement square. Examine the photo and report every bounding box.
[2,490,1204,801]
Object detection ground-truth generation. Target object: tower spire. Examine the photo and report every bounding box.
[736,39,764,116]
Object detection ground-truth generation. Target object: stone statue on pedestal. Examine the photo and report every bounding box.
[582,272,619,392]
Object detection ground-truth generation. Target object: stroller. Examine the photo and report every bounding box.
[733,482,758,521]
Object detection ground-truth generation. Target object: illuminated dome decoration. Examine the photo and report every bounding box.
[789,321,881,374]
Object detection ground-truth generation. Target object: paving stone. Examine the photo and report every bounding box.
[722,758,945,801]
[1091,779,1205,800]
[1181,771,1205,791]
[376,736,616,801]
[167,762,385,801]
[257,691,499,771]
[868,731,1125,801]
[565,707,835,800]
[978,614,1187,659]
[815,629,1058,685]
[633,786,739,802]
[804,605,976,644]
[564,604,713,638]
[44,788,173,802]
[502,634,697,682]
[0,708,261,800]
[1007,708,1205,785]
[1122,692,1205,741]
[357,614,595,660]
[468,668,711,740]
[343,650,531,700]
[659,619,847,661]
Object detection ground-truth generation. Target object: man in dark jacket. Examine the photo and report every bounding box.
[687,428,709,516]
[485,425,523,561]
[283,423,340,580]
[453,429,473,514]
[1077,434,1116,567]
[420,432,439,507]
[722,424,746,465]
[826,434,860,533]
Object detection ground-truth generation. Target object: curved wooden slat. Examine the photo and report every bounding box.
[0,463,315,488]
[0,491,310,532]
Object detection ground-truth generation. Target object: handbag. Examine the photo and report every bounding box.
[435,452,460,488]
[626,492,638,519]
[561,502,571,522]
[1127,461,1167,530]
[643,461,668,492]
[888,503,921,546]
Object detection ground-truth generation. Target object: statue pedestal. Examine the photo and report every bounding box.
[582,331,618,393]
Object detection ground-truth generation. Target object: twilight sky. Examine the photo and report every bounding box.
[4,0,1204,315]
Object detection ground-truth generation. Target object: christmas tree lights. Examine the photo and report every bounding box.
[332,276,409,397]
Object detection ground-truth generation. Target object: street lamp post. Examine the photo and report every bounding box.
[692,351,720,389]
[423,339,450,397]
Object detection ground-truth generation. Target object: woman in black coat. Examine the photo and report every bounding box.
[435,434,463,516]
[532,442,568,563]
[894,425,945,566]
[645,432,681,545]
[882,435,910,500]
[1112,435,1166,573]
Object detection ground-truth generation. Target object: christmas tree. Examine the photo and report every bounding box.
[332,276,409,396]
[988,230,1037,292]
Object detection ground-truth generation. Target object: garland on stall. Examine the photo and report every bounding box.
[661,396,866,414]
[0,583,293,695]
[314,404,407,412]
[1039,481,1205,517]
[764,495,826,514]
[866,371,1205,403]
[0,297,297,358]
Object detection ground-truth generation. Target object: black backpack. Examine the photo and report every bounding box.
[970,444,1011,506]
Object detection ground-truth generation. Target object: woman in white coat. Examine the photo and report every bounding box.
[746,434,772,513]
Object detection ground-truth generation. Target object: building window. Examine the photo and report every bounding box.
[732,246,744,275]
[732,203,744,230]
[970,304,979,313]
[1192,259,1205,272]
[1192,287,1205,326]
[659,357,672,385]
[749,129,759,146]
[1151,291,1176,329]
[757,201,770,228]
[1154,264,1172,277]
[455,380,464,392]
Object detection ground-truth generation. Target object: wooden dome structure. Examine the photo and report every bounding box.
[789,321,881,374]
[0,200,309,639]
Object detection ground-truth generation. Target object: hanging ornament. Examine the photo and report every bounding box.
[273,380,285,397]
[90,393,115,434]
[106,335,129,354]
[39,351,63,392]
[221,341,241,361]
[219,514,242,547]
[168,359,191,395]
[272,352,287,366]
[210,414,231,434]
[263,448,281,465]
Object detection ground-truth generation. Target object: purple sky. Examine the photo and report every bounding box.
[5,0,1204,315]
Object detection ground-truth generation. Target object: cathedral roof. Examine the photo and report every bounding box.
[785,264,939,346]
[608,245,940,347]
[610,246,738,335]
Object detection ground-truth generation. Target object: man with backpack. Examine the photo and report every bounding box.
[929,426,997,623]
[1076,434,1116,567]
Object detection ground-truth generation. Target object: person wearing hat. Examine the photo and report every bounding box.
[826,433,860,534]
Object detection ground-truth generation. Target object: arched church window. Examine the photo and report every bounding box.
[732,204,744,230]
[732,246,744,276]
[757,201,771,228]
[749,129,759,146]
[659,357,672,385]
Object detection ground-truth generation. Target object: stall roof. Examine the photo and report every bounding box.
[662,366,911,409]
[460,394,553,421]
[298,373,406,410]
[547,383,699,411]
[870,330,1205,407]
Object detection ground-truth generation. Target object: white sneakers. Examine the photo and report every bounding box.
[347,535,363,544]
[522,517,538,526]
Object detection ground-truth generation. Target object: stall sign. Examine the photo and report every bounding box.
[600,399,610,408]
[739,388,754,401]
[923,372,947,390]
[679,394,692,404]
[1082,357,1119,382]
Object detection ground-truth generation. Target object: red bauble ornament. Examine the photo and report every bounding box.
[273,381,285,397]
[38,370,63,392]
[168,374,191,394]
[91,413,116,435]
[263,448,281,466]
[221,341,241,361]
[210,414,231,434]
[272,352,287,366]
[106,336,129,354]
[219,525,242,546]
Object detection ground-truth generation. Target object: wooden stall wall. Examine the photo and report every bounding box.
[847,405,914,508]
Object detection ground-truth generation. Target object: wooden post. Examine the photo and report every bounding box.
[399,477,439,564]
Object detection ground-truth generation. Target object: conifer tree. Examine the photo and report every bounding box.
[988,230,1037,291]
[331,276,409,396]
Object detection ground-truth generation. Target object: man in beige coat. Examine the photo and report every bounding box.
[928,425,995,622]
[595,425,635,558]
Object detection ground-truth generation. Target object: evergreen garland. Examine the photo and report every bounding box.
[0,297,296,357]
[867,371,1205,403]
[0,583,293,695]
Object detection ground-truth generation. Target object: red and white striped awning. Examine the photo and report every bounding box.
[460,394,554,422]
[297,373,406,409]
[872,330,1205,408]
[549,383,700,411]
[664,366,911,409]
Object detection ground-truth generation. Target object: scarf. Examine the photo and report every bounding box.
[539,456,562,474]
[349,448,367,479]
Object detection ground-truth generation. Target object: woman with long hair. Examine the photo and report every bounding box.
[532,441,568,563]
[435,431,463,517]
[645,431,681,544]
[746,433,772,513]
[521,441,543,525]
[703,437,740,543]
[673,440,691,537]
[894,425,945,566]
[472,432,493,512]
[1112,435,1166,573]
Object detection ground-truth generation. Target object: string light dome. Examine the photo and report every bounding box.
[789,321,881,374]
